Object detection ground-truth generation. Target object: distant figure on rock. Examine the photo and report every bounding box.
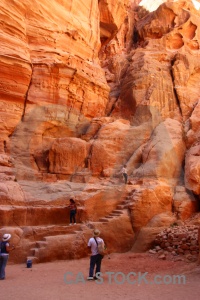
[0,233,15,280]
[67,199,77,225]
[120,164,128,184]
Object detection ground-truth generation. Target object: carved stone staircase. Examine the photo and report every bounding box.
[26,195,132,263]
[98,197,131,223]
[26,223,84,263]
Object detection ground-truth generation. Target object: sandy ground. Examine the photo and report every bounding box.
[1,252,200,300]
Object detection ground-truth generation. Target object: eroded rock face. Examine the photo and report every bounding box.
[184,100,200,196]
[185,145,200,195]
[99,0,130,42]
[132,118,185,182]
[89,118,152,176]
[129,182,173,231]
[49,137,88,175]
[0,0,111,145]
[0,0,200,263]
[173,186,199,220]
[186,100,200,148]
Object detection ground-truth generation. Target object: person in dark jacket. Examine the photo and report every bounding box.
[0,233,15,280]
[67,199,77,225]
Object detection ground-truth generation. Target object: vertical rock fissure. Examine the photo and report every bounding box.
[21,63,33,121]
[170,58,183,117]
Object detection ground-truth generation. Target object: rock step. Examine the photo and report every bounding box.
[27,256,39,264]
[29,248,39,256]
[116,205,124,209]
[36,241,48,248]
[112,210,123,214]
[119,200,127,205]
[22,224,82,229]
[123,204,130,209]
[26,224,87,263]
[99,218,109,222]
[109,213,123,217]
[22,224,83,239]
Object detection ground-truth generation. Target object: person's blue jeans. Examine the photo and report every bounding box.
[70,210,76,223]
[89,254,102,277]
[0,255,9,279]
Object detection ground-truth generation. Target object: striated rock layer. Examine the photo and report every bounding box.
[0,0,200,263]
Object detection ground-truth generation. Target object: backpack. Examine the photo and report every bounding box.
[0,241,7,254]
[94,238,106,256]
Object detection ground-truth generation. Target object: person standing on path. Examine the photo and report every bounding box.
[67,198,77,225]
[0,233,15,280]
[87,229,105,280]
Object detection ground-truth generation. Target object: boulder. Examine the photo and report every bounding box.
[185,145,200,195]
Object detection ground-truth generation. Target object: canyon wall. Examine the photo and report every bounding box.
[0,0,200,263]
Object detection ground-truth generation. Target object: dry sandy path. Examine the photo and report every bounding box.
[1,253,200,300]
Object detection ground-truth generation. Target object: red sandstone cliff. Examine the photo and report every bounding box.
[0,0,200,263]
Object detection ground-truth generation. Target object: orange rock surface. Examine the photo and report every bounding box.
[0,0,200,263]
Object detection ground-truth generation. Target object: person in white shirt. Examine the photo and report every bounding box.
[87,229,104,280]
[121,164,128,184]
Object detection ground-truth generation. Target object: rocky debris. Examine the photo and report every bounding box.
[185,144,200,195]
[149,225,199,261]
[158,253,166,260]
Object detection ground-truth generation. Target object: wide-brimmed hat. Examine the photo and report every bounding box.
[2,233,11,242]
[93,229,100,237]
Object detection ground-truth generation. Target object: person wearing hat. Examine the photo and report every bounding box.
[87,229,105,280]
[0,233,15,280]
